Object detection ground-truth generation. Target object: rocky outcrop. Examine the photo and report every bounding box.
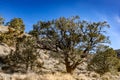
[0,43,120,80]
[37,49,88,74]
[0,43,12,56]
[0,26,9,33]
[38,50,66,73]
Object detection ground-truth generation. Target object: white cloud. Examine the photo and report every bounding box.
[82,12,120,49]
[93,11,108,21]
[115,15,120,24]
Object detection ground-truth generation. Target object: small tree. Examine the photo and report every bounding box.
[0,18,25,46]
[30,16,110,73]
[4,36,42,73]
[8,18,25,33]
[88,47,120,75]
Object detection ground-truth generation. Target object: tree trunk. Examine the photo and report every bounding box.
[64,52,74,74]
[66,66,74,74]
[26,63,29,72]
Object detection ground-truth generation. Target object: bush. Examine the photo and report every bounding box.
[0,18,25,46]
[0,31,16,46]
[3,36,43,73]
[0,27,24,46]
[8,18,25,33]
[88,48,120,75]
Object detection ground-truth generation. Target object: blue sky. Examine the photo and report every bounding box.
[0,0,120,49]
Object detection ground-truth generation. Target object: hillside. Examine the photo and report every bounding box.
[0,26,120,80]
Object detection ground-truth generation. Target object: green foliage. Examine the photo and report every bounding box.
[8,18,25,33]
[4,36,42,73]
[0,32,16,46]
[29,24,39,40]
[88,47,120,75]
[30,16,110,73]
[0,18,25,46]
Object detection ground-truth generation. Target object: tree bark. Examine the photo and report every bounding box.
[64,51,74,74]
[66,66,74,74]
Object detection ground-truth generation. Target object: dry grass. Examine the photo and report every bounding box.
[0,72,75,80]
[40,72,75,80]
[0,72,120,80]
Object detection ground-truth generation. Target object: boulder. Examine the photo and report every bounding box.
[0,43,11,56]
[0,26,9,33]
[38,50,66,73]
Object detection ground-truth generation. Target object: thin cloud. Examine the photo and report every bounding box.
[95,13,120,49]
[115,15,120,24]
[93,12,108,21]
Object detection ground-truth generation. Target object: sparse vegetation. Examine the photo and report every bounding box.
[3,36,43,73]
[0,18,25,46]
[0,16,119,79]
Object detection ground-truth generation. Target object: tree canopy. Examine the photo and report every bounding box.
[30,16,110,73]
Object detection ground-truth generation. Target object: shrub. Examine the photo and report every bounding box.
[88,48,120,75]
[3,36,43,73]
[0,31,16,46]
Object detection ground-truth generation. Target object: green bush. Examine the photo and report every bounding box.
[0,32,16,46]
[8,18,25,33]
[0,18,25,46]
[88,48,120,75]
[4,36,43,73]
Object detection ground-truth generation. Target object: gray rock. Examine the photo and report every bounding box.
[38,50,66,73]
[0,26,9,33]
[0,43,11,56]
